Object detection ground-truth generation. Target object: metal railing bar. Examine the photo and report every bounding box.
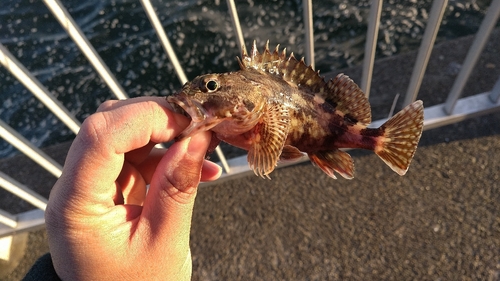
[360,0,383,97]
[226,0,246,54]
[444,0,500,114]
[489,76,500,102]
[0,120,63,178]
[0,209,45,238]
[0,210,17,228]
[139,0,188,84]
[140,0,230,174]
[0,172,48,211]
[369,91,500,131]
[424,91,500,130]
[387,93,400,118]
[0,43,81,134]
[213,143,231,174]
[42,0,128,100]
[403,0,448,106]
[302,0,315,69]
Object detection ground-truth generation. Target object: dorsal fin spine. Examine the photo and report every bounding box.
[250,40,258,61]
[241,43,248,57]
[237,56,245,69]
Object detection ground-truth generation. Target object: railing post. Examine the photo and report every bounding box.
[42,0,129,100]
[489,76,500,103]
[139,0,189,84]
[226,0,246,54]
[0,120,63,178]
[0,210,17,229]
[404,0,448,106]
[0,172,48,211]
[444,0,500,114]
[361,0,383,97]
[0,43,81,134]
[303,0,315,69]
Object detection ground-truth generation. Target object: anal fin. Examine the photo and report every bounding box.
[309,149,354,179]
[280,145,305,161]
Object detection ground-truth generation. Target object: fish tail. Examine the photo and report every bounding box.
[375,100,424,175]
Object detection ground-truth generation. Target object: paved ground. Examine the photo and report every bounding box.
[1,29,500,280]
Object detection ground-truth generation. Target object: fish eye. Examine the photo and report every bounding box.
[205,79,219,92]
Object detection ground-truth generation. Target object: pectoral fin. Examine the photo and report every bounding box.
[309,149,354,179]
[247,103,290,178]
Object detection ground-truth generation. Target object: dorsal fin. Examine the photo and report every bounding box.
[239,40,326,92]
[326,74,371,125]
[238,41,371,125]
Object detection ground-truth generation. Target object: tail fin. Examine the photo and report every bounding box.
[375,100,424,175]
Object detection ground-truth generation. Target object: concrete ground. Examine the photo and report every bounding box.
[1,29,500,280]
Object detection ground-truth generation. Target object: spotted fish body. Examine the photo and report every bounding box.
[167,41,424,179]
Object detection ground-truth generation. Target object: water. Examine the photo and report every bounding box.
[0,0,494,158]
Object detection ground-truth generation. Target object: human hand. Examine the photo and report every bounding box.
[44,97,222,280]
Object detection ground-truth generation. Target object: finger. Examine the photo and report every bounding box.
[132,146,222,184]
[116,161,148,205]
[124,141,159,166]
[96,96,177,113]
[54,99,189,209]
[132,147,168,184]
[116,144,165,206]
[140,131,211,242]
[200,160,222,182]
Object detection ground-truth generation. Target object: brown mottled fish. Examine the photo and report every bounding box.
[167,41,424,179]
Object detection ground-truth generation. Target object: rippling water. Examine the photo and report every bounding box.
[0,0,493,158]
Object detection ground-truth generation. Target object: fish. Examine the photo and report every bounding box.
[167,40,424,179]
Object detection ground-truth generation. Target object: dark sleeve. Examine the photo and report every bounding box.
[22,253,62,281]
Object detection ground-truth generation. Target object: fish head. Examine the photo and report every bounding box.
[167,72,265,139]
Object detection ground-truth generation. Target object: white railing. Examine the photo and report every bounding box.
[0,0,499,260]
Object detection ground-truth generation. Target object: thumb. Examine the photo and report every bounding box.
[140,131,210,241]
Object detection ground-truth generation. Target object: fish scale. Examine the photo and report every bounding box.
[168,40,424,179]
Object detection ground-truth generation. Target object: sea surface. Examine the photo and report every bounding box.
[0,0,494,158]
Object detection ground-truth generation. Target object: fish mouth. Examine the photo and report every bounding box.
[167,94,206,123]
[167,94,224,140]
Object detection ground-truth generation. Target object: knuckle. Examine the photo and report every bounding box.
[96,100,118,112]
[79,112,110,145]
